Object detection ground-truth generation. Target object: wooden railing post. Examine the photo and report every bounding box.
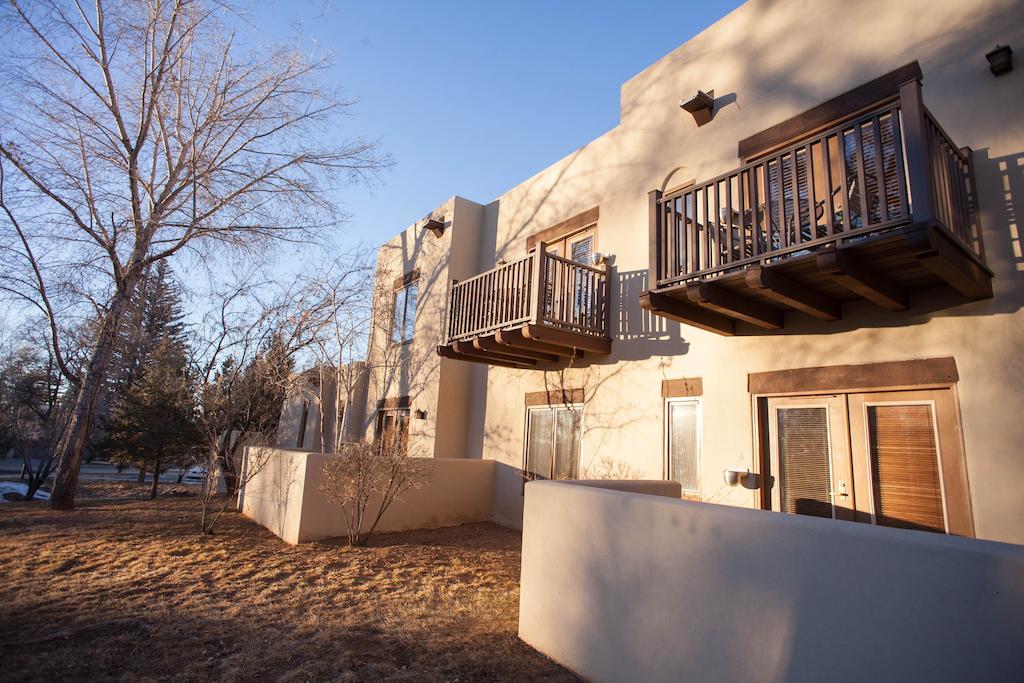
[648,189,663,290]
[529,243,546,324]
[898,77,935,226]
[445,278,458,344]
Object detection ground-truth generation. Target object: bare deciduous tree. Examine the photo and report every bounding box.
[0,0,386,509]
[190,258,369,534]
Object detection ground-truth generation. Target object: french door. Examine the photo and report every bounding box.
[766,389,972,535]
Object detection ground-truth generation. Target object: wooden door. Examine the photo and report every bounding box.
[766,395,855,521]
[847,389,972,535]
[766,388,973,536]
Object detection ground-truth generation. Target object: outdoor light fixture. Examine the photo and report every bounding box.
[422,218,445,239]
[679,90,715,126]
[723,467,760,489]
[414,409,428,420]
[590,252,608,266]
[986,45,1013,75]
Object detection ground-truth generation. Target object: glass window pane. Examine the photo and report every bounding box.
[403,283,418,342]
[668,401,699,493]
[391,288,406,344]
[526,409,554,479]
[553,407,581,480]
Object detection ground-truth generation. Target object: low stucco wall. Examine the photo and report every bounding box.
[519,481,1024,683]
[562,479,681,497]
[241,448,496,544]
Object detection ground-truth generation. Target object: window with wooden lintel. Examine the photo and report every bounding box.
[523,403,582,481]
[391,271,419,345]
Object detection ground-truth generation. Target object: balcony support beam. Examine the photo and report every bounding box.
[473,336,560,363]
[522,324,611,355]
[454,341,537,366]
[639,291,735,336]
[684,283,783,330]
[817,247,908,311]
[745,265,841,321]
[903,224,993,300]
[437,345,530,369]
[494,329,583,359]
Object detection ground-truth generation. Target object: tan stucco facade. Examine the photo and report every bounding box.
[358,0,1024,543]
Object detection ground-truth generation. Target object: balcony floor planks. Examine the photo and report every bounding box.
[647,224,992,334]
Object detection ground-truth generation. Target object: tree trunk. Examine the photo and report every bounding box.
[48,280,137,510]
[150,457,160,499]
[137,464,146,483]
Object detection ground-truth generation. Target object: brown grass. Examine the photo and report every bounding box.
[0,482,577,682]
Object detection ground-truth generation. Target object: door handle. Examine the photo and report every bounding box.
[832,480,850,498]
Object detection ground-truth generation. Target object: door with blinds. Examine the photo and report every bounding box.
[766,389,972,535]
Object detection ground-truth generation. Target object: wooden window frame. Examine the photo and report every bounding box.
[664,396,703,498]
[522,402,584,484]
[390,277,419,346]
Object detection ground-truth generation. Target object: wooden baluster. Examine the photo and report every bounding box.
[853,122,870,227]
[822,134,836,237]
[529,247,544,324]
[648,190,663,289]
[725,176,734,264]
[870,116,889,223]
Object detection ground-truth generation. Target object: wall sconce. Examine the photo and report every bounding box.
[723,467,760,490]
[986,45,1013,75]
[679,90,715,126]
[422,218,445,238]
[414,409,428,420]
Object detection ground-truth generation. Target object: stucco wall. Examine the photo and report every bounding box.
[241,448,496,544]
[519,481,1024,683]
[474,0,1024,543]
[361,196,488,459]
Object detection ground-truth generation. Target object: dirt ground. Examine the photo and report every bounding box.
[0,482,577,682]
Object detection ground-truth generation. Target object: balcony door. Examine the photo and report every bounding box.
[766,389,971,535]
[543,228,596,326]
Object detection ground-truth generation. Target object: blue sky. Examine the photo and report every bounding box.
[250,1,744,251]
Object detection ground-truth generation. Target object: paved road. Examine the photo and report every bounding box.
[0,458,193,484]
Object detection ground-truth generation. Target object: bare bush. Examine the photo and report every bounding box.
[319,439,423,547]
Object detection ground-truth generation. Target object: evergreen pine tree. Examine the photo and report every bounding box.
[100,336,200,497]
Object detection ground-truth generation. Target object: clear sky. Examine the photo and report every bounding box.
[250,1,745,251]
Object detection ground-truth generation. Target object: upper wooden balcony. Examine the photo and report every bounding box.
[641,76,993,335]
[437,244,611,368]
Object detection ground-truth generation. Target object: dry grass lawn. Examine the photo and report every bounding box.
[0,482,577,682]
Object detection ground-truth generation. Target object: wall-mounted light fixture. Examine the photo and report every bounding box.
[723,467,760,490]
[679,90,715,126]
[422,218,446,238]
[986,45,1013,76]
[414,409,428,420]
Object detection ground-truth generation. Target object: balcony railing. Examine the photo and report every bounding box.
[648,84,984,290]
[445,245,610,345]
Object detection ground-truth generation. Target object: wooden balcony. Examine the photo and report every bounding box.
[642,78,992,335]
[437,244,611,368]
